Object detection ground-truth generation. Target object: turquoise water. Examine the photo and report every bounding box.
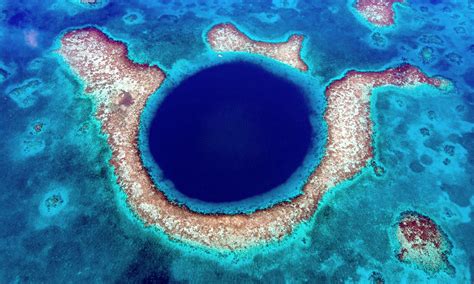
[0,0,473,282]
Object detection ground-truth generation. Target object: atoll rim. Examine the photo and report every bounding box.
[58,26,448,250]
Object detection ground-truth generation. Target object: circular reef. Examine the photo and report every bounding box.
[58,26,449,250]
[143,61,320,213]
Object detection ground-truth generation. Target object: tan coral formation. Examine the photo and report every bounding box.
[207,23,308,71]
[59,27,446,250]
[355,0,405,27]
[396,211,454,275]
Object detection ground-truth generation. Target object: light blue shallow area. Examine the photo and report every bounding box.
[0,0,473,282]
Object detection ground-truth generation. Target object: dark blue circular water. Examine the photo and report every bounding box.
[148,61,314,203]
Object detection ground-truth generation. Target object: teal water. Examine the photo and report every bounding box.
[0,0,473,282]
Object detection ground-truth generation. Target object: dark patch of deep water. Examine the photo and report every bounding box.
[148,61,316,204]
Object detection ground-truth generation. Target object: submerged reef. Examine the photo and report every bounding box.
[39,188,69,217]
[6,78,42,108]
[207,23,308,71]
[58,25,448,250]
[354,0,404,27]
[396,211,454,275]
[0,65,11,83]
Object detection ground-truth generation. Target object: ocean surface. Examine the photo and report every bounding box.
[0,0,473,283]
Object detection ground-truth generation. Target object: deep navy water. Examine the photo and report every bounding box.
[1,0,473,283]
[148,62,314,203]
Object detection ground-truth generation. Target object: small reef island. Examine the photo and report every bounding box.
[353,0,405,27]
[396,211,455,275]
[58,21,451,271]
